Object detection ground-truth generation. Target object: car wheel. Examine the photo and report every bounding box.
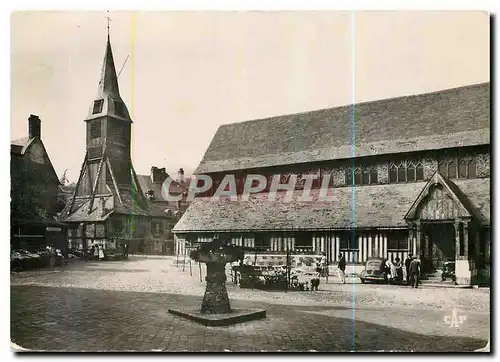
[360,278,365,284]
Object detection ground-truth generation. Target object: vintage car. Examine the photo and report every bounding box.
[360,257,388,284]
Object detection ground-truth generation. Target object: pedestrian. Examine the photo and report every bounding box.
[393,257,402,284]
[93,243,99,260]
[318,252,329,283]
[98,244,105,260]
[386,259,393,284]
[120,242,126,260]
[337,253,346,284]
[409,256,421,288]
[404,253,412,285]
[125,243,129,259]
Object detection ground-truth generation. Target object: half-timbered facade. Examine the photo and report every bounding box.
[174,83,490,285]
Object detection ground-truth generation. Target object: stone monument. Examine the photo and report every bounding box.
[168,238,266,326]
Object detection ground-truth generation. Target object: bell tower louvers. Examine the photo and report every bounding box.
[64,34,149,219]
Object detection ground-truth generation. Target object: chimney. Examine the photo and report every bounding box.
[28,114,41,139]
[150,166,167,184]
[177,168,185,183]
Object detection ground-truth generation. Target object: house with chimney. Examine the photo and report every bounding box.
[11,115,69,252]
[136,167,191,254]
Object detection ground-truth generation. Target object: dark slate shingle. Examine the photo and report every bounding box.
[196,83,490,174]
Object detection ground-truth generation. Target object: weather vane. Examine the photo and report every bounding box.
[106,11,112,35]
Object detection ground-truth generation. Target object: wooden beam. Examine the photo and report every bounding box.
[106,156,123,206]
[69,151,88,214]
[88,140,107,213]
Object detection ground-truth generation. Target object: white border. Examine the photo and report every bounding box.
[3,1,497,361]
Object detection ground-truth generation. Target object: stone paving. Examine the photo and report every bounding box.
[10,256,490,352]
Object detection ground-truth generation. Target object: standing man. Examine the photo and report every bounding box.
[338,253,346,284]
[409,256,421,288]
[404,253,413,285]
[320,252,329,284]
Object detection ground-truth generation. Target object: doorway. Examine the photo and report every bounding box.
[423,222,455,271]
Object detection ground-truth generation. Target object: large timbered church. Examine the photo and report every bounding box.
[173,83,490,285]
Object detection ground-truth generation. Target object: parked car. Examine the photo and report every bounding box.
[441,261,456,282]
[360,257,388,284]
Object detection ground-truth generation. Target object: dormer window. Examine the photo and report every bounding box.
[92,99,104,114]
[114,100,126,117]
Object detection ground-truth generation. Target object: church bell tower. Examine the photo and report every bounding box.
[64,29,148,217]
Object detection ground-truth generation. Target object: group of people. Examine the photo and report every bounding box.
[316,252,347,284]
[316,251,422,287]
[385,254,422,287]
[91,243,105,260]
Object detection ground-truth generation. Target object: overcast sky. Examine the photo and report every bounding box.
[11,11,489,183]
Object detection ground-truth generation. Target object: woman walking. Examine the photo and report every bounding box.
[98,245,105,261]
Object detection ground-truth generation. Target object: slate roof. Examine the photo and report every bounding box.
[11,137,35,156]
[173,178,490,232]
[62,195,115,222]
[195,82,490,174]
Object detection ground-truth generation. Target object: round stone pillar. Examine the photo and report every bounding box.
[200,262,231,314]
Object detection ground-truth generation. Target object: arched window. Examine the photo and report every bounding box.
[407,162,416,182]
[468,159,477,178]
[370,167,378,184]
[354,167,362,186]
[345,168,353,187]
[397,162,406,182]
[362,169,370,185]
[448,160,457,179]
[458,159,467,179]
[389,163,398,183]
[438,160,447,177]
[415,162,424,181]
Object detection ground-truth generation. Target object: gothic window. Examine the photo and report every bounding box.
[397,162,406,182]
[389,160,423,183]
[438,160,447,176]
[346,168,354,186]
[90,121,101,139]
[370,167,378,184]
[389,164,398,183]
[346,165,378,186]
[354,167,362,186]
[114,100,126,118]
[407,162,416,182]
[458,159,467,179]
[416,162,424,181]
[92,99,104,114]
[468,160,477,178]
[362,169,370,185]
[448,160,457,179]
[440,155,477,180]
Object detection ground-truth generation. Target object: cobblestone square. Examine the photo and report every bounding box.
[10,257,490,352]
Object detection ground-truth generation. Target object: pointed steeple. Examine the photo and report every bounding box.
[85,32,132,122]
[97,34,121,99]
